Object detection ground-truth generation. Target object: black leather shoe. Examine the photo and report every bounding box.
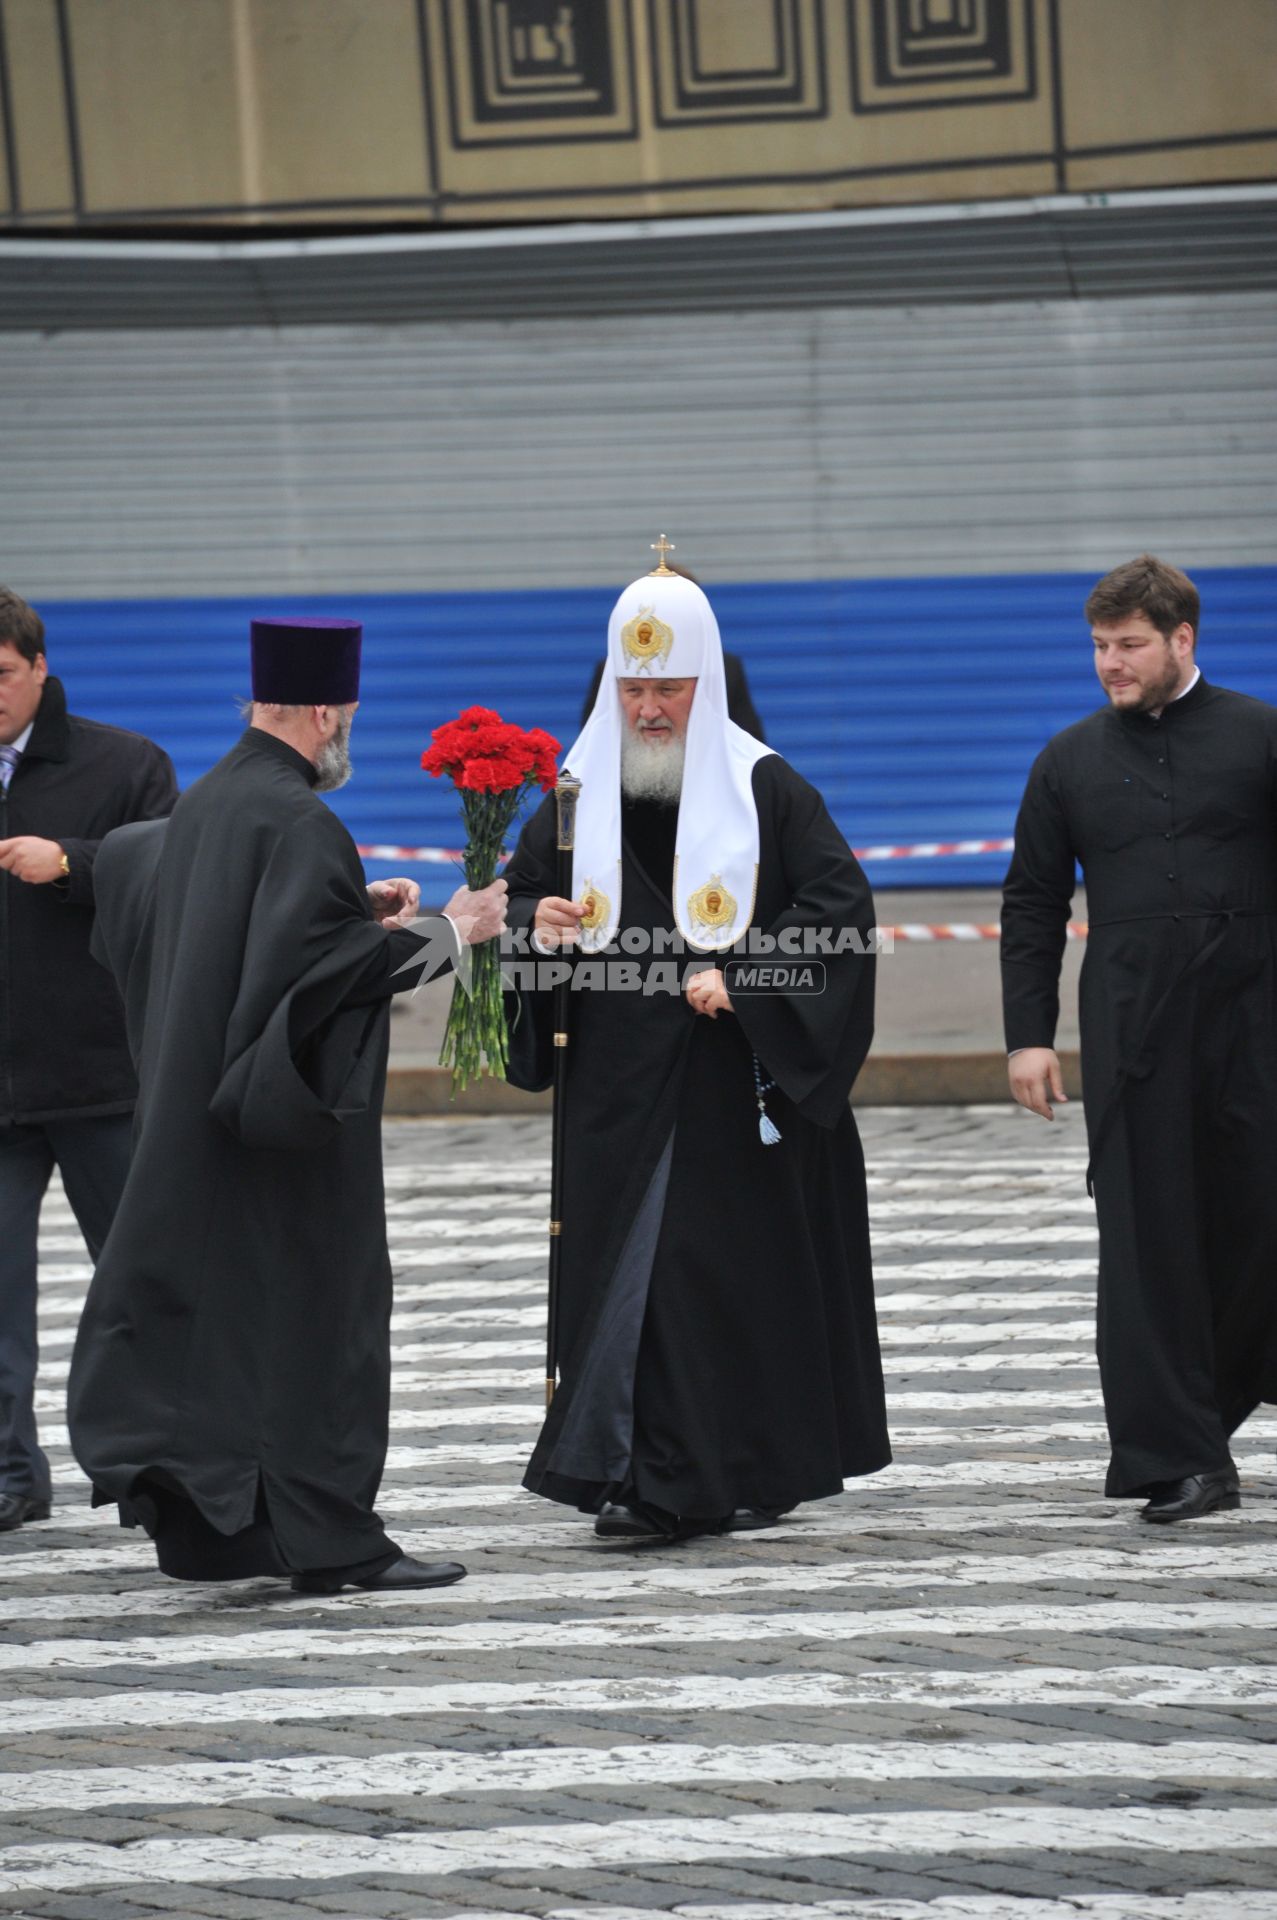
[290,1553,467,1594]
[594,1502,724,1543]
[1140,1470,1240,1523]
[722,1508,787,1532]
[0,1492,51,1532]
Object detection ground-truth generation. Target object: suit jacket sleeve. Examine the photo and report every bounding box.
[1000,744,1076,1052]
[60,740,179,908]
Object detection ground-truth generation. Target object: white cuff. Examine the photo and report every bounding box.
[440,913,465,963]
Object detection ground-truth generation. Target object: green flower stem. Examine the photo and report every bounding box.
[438,781,534,1096]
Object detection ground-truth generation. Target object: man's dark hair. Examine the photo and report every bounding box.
[0,589,46,663]
[1084,555,1200,646]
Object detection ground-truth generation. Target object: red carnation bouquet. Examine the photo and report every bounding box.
[422,707,560,1093]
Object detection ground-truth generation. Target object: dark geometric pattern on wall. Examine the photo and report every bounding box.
[849,0,1037,113]
[648,0,829,127]
[6,0,1275,227]
[442,0,639,145]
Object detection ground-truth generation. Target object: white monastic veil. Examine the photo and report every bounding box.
[563,570,774,953]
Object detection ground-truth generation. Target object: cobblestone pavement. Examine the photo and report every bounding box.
[3,1103,1275,1920]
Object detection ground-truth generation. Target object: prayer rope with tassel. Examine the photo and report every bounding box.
[752,1054,782,1147]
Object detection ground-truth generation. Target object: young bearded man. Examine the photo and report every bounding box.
[1002,555,1277,1522]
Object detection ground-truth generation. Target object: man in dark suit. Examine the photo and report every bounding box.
[0,587,178,1533]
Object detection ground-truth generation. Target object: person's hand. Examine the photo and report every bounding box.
[686,966,733,1020]
[533,895,586,950]
[367,876,421,929]
[1008,1046,1067,1120]
[443,878,508,946]
[0,837,66,885]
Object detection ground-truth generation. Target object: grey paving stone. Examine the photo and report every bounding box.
[5,1108,1274,1917]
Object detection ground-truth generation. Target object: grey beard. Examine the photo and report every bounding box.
[621,730,685,803]
[314,714,353,792]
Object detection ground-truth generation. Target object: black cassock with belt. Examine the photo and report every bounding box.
[68,729,446,1580]
[1002,676,1277,1496]
[503,753,891,1521]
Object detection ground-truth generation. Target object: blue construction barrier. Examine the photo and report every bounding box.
[38,566,1277,899]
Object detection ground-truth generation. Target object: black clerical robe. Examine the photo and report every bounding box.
[1002,676,1277,1496]
[504,753,890,1521]
[67,729,450,1580]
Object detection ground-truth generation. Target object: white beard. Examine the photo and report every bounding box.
[621,729,685,803]
[314,712,353,792]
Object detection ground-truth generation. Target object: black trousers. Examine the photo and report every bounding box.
[114,1473,399,1585]
[0,1113,133,1501]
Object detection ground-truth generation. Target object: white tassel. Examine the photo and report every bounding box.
[752,1052,782,1146]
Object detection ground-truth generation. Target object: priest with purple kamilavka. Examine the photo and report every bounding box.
[69,618,505,1593]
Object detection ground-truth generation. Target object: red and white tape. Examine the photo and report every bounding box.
[853,837,1016,863]
[879,922,1088,943]
[355,835,1018,867]
[355,837,1079,941]
[358,842,469,865]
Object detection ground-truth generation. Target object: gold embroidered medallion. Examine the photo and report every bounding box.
[687,874,737,931]
[578,880,611,934]
[620,605,674,671]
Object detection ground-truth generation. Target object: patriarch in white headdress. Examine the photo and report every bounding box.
[563,546,773,952]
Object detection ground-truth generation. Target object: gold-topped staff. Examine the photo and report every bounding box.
[545,769,582,1407]
[650,534,676,574]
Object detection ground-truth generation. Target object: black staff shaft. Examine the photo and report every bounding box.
[545,772,580,1407]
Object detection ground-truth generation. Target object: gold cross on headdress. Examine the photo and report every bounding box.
[650,533,676,575]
